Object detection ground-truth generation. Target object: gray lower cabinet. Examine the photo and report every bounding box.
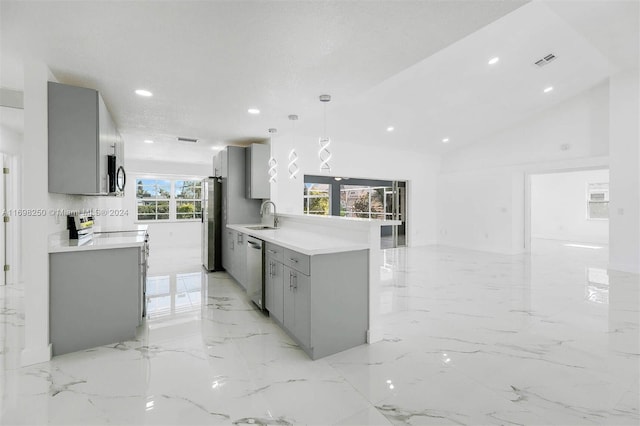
[266,253,284,324]
[222,229,235,277]
[265,242,368,359]
[50,247,141,356]
[223,229,247,290]
[284,266,311,348]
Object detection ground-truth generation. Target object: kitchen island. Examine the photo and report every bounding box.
[48,226,148,356]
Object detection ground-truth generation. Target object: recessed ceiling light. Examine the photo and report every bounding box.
[488,57,500,65]
[442,138,450,143]
[144,139,154,144]
[135,89,153,97]
[248,108,260,115]
[544,86,554,93]
[386,126,394,132]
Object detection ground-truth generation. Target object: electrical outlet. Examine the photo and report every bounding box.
[618,208,625,215]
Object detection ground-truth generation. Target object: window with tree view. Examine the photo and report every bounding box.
[340,185,392,219]
[303,183,330,215]
[136,179,170,220]
[175,180,202,220]
[136,178,203,221]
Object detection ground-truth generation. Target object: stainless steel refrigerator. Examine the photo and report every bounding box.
[202,177,222,271]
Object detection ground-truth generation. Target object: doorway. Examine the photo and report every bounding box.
[526,168,610,251]
[303,175,408,248]
[1,153,5,285]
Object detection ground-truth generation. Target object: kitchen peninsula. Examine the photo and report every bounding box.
[227,213,399,359]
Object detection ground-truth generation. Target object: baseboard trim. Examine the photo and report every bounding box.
[21,344,52,367]
[608,262,640,274]
[367,328,383,344]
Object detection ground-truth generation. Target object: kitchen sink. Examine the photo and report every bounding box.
[246,225,277,230]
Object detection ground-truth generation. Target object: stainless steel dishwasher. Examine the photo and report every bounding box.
[246,236,265,310]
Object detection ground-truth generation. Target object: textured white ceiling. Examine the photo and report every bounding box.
[1,0,637,164]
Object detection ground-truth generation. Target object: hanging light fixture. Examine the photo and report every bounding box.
[267,128,278,183]
[318,94,332,173]
[287,114,299,179]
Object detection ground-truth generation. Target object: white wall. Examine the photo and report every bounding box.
[531,169,609,244]
[117,158,211,250]
[21,59,53,365]
[608,69,640,273]
[0,124,22,155]
[438,81,610,254]
[270,132,440,247]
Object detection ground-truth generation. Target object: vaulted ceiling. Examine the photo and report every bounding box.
[1,1,637,164]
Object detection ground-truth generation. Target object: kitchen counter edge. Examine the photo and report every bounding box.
[227,224,370,256]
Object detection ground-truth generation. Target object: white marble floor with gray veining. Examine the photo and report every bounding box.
[1,240,638,425]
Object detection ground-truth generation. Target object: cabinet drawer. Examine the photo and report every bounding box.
[284,248,310,275]
[265,242,284,263]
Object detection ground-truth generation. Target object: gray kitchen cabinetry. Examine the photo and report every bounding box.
[221,146,262,279]
[264,242,369,359]
[284,265,311,348]
[265,242,285,324]
[48,81,123,195]
[50,247,141,356]
[224,229,248,290]
[245,143,270,199]
[224,229,236,278]
[213,149,228,178]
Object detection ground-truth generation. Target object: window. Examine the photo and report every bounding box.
[587,182,609,220]
[340,185,392,220]
[303,183,330,215]
[136,178,170,220]
[136,177,203,221]
[175,180,202,220]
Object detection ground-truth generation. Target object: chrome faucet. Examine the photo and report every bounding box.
[260,200,278,228]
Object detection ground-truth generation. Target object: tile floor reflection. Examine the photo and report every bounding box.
[1,240,638,425]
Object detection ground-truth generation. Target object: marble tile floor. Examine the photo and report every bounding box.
[1,240,638,425]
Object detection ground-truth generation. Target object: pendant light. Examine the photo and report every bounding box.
[318,94,332,173]
[287,114,299,179]
[267,128,278,183]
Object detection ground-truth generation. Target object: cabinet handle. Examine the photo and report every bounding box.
[289,271,293,290]
[292,272,297,290]
[289,257,299,263]
[267,249,277,254]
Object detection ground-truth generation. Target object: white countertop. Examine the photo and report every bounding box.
[227,224,370,255]
[49,230,147,253]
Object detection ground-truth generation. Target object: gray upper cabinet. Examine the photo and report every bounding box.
[245,143,270,199]
[48,81,122,195]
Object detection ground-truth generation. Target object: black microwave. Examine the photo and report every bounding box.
[107,154,126,194]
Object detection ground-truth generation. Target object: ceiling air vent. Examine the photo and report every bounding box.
[534,53,556,67]
[177,137,198,143]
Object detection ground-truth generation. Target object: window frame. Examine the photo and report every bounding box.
[134,175,204,223]
[586,182,609,221]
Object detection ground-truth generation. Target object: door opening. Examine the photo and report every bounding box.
[526,168,610,252]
